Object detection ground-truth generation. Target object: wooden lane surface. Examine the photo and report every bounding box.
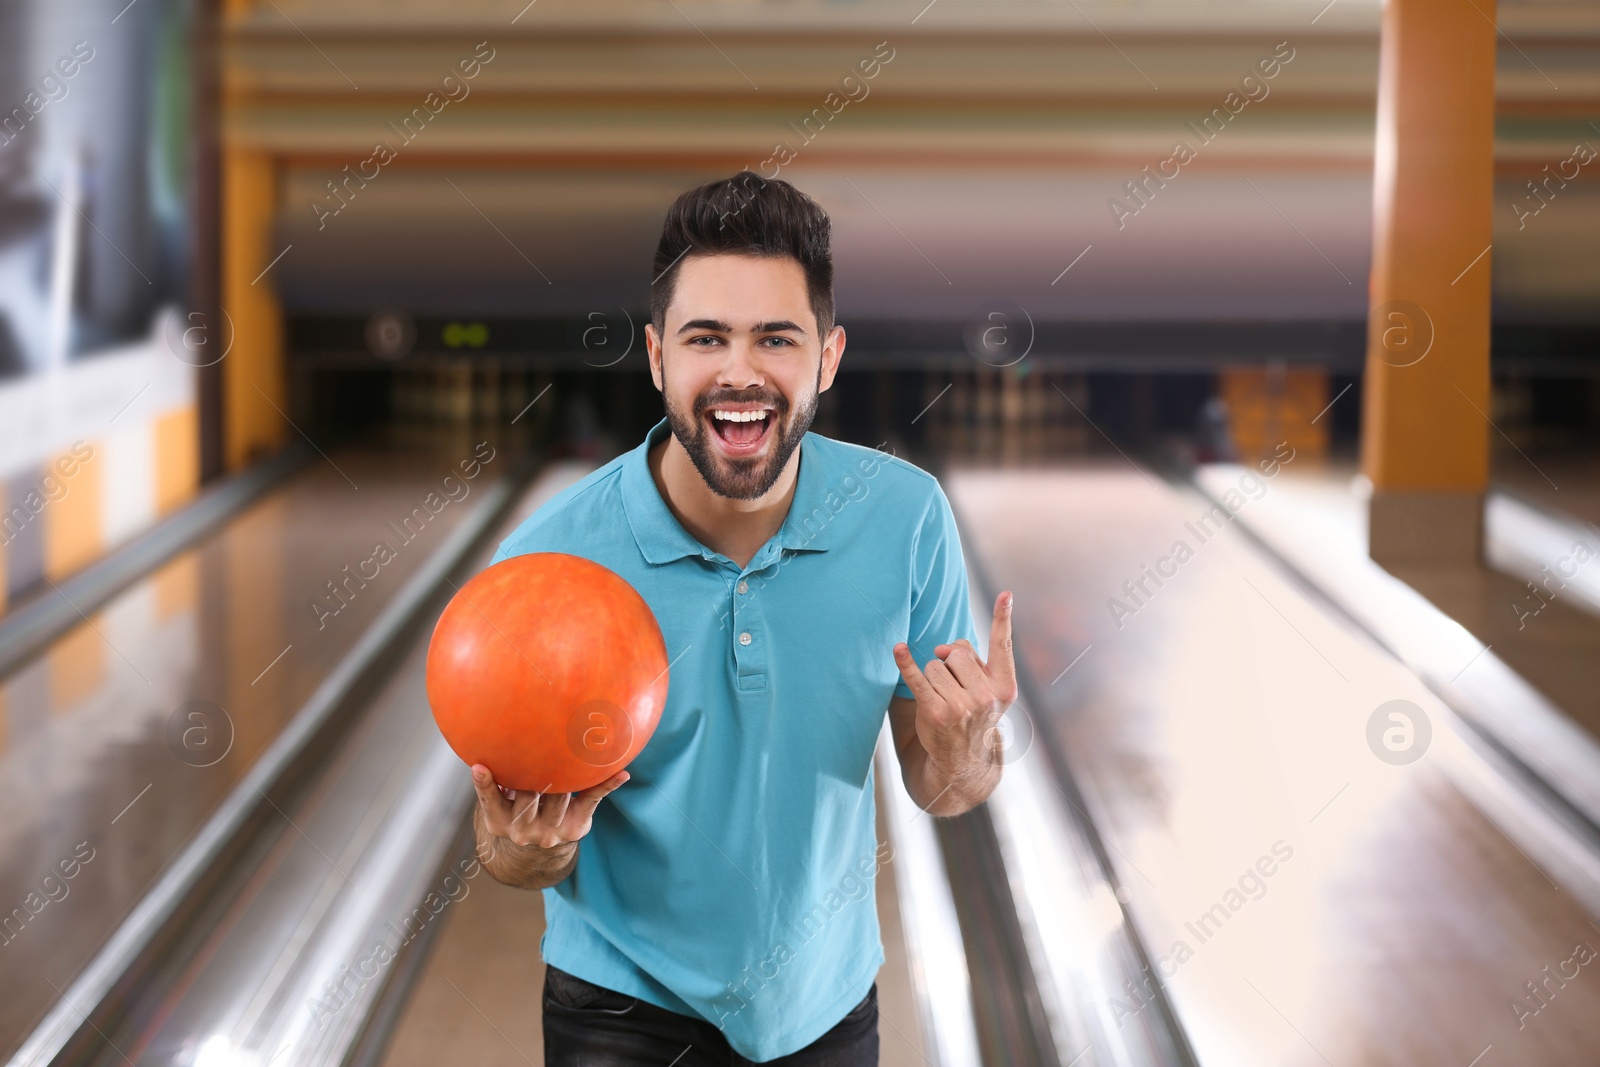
[948,464,1600,1067]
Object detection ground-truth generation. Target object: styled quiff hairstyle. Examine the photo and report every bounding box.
[650,171,835,339]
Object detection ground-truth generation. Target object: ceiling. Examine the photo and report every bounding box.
[227,0,1600,323]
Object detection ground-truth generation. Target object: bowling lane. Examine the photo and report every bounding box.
[377,753,940,1067]
[948,465,1600,1067]
[65,462,592,1067]
[0,433,510,1060]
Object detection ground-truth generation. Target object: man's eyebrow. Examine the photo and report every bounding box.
[677,318,732,335]
[675,319,809,336]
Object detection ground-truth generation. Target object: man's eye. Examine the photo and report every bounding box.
[689,335,722,347]
[762,336,794,347]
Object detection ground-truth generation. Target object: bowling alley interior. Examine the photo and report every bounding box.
[3,1,1600,1065]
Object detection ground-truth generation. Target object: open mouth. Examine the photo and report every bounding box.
[705,406,775,456]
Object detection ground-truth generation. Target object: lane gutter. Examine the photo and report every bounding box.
[929,448,1201,1067]
[0,444,312,681]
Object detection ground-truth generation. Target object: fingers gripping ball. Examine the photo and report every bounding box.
[426,553,669,793]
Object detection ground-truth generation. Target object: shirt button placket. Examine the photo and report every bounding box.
[733,558,769,690]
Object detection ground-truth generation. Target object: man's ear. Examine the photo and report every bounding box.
[644,322,665,392]
[819,324,846,393]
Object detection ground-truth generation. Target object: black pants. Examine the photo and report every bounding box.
[542,965,879,1066]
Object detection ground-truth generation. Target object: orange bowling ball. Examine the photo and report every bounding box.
[426,552,669,793]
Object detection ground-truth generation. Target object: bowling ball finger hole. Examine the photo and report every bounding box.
[566,699,634,767]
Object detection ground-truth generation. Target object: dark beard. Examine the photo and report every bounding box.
[662,365,820,501]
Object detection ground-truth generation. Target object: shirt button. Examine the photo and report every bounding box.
[737,581,749,594]
[739,632,752,646]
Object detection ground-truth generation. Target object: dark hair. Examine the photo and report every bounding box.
[650,171,834,339]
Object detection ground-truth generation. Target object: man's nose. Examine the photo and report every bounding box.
[714,338,765,388]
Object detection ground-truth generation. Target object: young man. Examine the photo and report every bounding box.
[470,172,1017,1065]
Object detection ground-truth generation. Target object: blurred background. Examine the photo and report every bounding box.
[1,1,1598,1065]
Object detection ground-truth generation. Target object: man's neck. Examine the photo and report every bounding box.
[648,432,801,570]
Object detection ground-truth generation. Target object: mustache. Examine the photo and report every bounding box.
[694,392,788,418]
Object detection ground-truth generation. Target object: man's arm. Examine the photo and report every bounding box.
[888,591,1017,818]
[470,764,628,890]
[887,695,999,817]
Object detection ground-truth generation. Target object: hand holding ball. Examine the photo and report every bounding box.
[426,553,669,794]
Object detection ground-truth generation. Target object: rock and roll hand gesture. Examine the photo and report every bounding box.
[891,591,1019,812]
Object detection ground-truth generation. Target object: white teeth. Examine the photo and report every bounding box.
[712,409,769,423]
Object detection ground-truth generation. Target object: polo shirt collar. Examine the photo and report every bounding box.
[622,417,833,566]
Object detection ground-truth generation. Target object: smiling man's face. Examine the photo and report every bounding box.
[646,253,844,500]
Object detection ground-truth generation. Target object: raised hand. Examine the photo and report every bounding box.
[892,591,1019,785]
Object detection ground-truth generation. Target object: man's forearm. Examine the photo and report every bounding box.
[903,737,1002,817]
[474,805,579,889]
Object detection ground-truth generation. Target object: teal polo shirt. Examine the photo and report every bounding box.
[489,417,978,1061]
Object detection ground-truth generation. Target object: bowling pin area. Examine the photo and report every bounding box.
[0,365,1596,1067]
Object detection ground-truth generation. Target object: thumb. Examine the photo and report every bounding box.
[892,643,936,704]
[470,764,505,809]
[574,770,631,814]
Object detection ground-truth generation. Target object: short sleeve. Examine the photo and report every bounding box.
[895,482,980,700]
[488,536,517,567]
